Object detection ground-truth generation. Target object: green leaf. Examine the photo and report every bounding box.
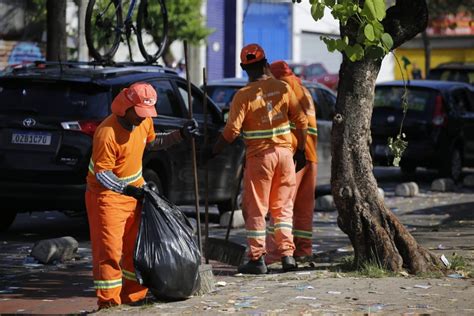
[335,38,347,51]
[323,0,335,6]
[365,45,385,59]
[361,0,386,21]
[364,24,375,41]
[345,44,364,62]
[311,2,325,21]
[381,32,393,50]
[322,36,337,52]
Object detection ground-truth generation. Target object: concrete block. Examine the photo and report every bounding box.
[30,236,78,264]
[377,187,385,199]
[316,195,336,211]
[219,210,245,228]
[431,178,455,192]
[395,182,419,197]
[463,175,474,187]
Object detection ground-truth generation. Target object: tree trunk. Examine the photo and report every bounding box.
[331,0,440,274]
[46,0,67,61]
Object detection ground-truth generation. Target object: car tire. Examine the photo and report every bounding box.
[217,173,243,216]
[439,147,462,182]
[0,209,17,232]
[143,168,164,195]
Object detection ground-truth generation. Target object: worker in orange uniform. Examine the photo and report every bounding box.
[85,82,198,309]
[213,44,308,274]
[265,60,318,264]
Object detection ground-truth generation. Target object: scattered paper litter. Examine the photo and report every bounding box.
[327,291,341,295]
[296,271,311,275]
[414,284,431,289]
[216,281,227,287]
[295,296,317,300]
[440,254,450,267]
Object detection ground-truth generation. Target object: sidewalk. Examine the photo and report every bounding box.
[1,188,473,315]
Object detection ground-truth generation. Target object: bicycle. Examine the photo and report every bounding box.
[85,0,168,63]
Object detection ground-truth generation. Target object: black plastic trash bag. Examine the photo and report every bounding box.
[133,186,201,300]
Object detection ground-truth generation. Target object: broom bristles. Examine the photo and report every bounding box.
[205,238,246,266]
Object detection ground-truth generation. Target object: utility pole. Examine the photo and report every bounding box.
[77,0,88,61]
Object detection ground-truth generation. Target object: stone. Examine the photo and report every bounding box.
[316,195,336,211]
[219,210,245,228]
[30,236,79,264]
[463,175,474,187]
[395,182,419,197]
[377,187,385,199]
[431,178,455,192]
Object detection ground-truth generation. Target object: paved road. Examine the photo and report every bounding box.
[0,167,473,314]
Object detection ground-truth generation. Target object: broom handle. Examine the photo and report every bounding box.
[184,40,202,254]
[202,67,210,264]
[225,183,239,241]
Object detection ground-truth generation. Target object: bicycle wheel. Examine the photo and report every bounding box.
[85,0,123,62]
[136,0,168,63]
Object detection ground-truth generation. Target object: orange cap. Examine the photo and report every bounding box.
[240,43,266,65]
[111,82,158,118]
[270,60,302,84]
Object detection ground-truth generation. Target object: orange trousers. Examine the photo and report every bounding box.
[242,147,296,260]
[266,162,317,264]
[85,189,147,308]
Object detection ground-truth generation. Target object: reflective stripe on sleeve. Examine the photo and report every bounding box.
[88,159,142,184]
[290,122,317,136]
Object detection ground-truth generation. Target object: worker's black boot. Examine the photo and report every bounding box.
[238,256,268,274]
[281,256,298,272]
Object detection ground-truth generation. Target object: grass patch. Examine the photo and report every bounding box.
[331,256,395,278]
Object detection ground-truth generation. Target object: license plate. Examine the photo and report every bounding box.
[11,132,52,145]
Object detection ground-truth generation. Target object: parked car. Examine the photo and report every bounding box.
[300,63,339,91]
[205,77,337,192]
[0,62,245,231]
[286,62,306,78]
[371,80,474,181]
[427,62,474,85]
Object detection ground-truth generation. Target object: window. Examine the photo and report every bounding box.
[177,84,214,122]
[149,80,183,118]
[451,89,472,113]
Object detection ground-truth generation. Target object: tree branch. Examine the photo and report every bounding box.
[383,0,428,50]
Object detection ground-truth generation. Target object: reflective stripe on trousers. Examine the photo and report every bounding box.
[85,189,147,307]
[242,147,296,260]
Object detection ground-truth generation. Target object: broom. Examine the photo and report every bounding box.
[202,69,246,267]
[183,41,215,295]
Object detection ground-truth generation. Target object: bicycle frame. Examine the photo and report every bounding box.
[123,0,138,24]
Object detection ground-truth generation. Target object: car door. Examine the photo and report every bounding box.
[450,87,474,166]
[175,80,246,205]
[141,79,191,201]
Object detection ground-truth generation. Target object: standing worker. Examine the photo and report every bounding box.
[212,44,308,274]
[85,82,198,309]
[265,60,318,264]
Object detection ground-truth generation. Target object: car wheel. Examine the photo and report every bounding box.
[0,209,17,232]
[143,168,164,194]
[439,148,462,182]
[217,173,243,215]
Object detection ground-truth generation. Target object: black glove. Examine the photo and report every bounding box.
[123,185,144,200]
[293,149,306,173]
[180,119,199,140]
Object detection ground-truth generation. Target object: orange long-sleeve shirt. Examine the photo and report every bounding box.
[280,75,318,163]
[222,77,307,158]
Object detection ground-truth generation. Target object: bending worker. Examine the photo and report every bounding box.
[85,82,198,309]
[213,44,308,274]
[265,60,318,264]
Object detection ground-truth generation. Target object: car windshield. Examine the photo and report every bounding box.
[0,80,109,119]
[207,86,240,110]
[428,69,474,85]
[374,86,435,113]
[305,64,325,77]
[290,65,305,77]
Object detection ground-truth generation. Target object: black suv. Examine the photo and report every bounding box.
[0,62,245,231]
[428,62,474,85]
[371,80,474,181]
